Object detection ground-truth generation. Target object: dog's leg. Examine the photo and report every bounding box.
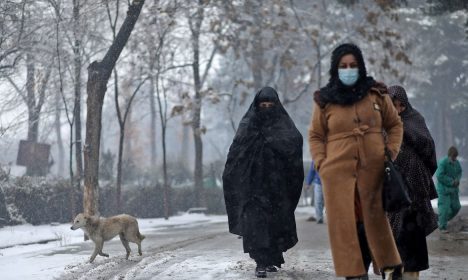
[119,233,131,259]
[98,250,109,257]
[137,240,142,256]
[98,239,109,257]
[90,239,104,263]
[137,232,144,256]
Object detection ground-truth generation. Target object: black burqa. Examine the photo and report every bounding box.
[222,87,304,266]
[387,85,438,272]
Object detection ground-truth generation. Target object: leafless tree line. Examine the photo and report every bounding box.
[0,0,466,218]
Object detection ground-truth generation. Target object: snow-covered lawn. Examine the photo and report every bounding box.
[0,213,227,280]
[0,213,227,249]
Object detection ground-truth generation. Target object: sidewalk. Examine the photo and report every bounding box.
[425,204,468,279]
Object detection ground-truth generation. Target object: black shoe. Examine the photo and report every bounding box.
[306,216,316,222]
[255,266,267,278]
[346,275,368,280]
[266,265,278,272]
[317,218,324,224]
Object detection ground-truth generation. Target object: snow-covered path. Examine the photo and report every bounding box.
[56,209,468,280]
[57,211,337,280]
[0,214,228,279]
[1,203,468,279]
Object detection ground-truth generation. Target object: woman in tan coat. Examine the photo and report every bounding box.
[308,43,404,280]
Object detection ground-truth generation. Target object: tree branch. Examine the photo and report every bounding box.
[37,62,54,114]
[200,42,219,89]
[6,76,26,104]
[123,76,149,125]
[100,0,145,80]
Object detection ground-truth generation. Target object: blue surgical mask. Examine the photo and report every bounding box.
[338,68,359,86]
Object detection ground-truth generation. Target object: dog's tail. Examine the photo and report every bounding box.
[138,232,146,241]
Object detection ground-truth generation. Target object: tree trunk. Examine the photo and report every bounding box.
[26,53,37,144]
[124,107,133,162]
[114,70,147,214]
[84,63,106,215]
[113,69,122,214]
[155,73,170,219]
[162,124,169,219]
[179,124,190,169]
[189,0,205,207]
[83,0,145,216]
[25,53,51,176]
[73,0,83,189]
[149,75,157,169]
[68,124,77,218]
[116,128,124,213]
[192,120,204,207]
[248,1,264,90]
[54,90,65,176]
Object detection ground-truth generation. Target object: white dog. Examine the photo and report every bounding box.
[71,213,145,263]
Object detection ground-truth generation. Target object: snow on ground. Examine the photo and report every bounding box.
[2,195,466,251]
[0,213,227,280]
[0,213,227,249]
[294,205,315,216]
[1,197,467,280]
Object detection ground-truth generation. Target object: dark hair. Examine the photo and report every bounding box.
[448,146,458,158]
[329,43,367,81]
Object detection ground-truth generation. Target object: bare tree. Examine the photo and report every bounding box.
[144,2,177,219]
[48,0,79,216]
[0,0,26,76]
[114,73,148,212]
[187,0,218,207]
[73,0,84,189]
[52,4,65,177]
[7,52,54,176]
[83,0,145,216]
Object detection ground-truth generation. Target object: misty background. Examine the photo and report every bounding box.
[0,0,467,224]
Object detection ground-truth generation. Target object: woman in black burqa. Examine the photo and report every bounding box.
[222,86,304,278]
[387,85,438,280]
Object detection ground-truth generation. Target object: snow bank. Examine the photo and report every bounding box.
[0,213,227,250]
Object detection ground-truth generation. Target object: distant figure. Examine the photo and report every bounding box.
[436,146,463,233]
[223,87,304,278]
[306,161,324,224]
[308,43,404,279]
[387,85,439,280]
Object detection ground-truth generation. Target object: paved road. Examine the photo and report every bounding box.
[57,210,468,280]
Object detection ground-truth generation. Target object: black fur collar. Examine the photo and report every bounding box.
[315,77,376,108]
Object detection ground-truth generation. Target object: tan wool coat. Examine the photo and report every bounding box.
[308,86,403,277]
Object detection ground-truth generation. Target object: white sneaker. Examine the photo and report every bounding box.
[383,268,395,280]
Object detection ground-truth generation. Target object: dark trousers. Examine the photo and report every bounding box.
[345,224,372,279]
[357,222,372,272]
